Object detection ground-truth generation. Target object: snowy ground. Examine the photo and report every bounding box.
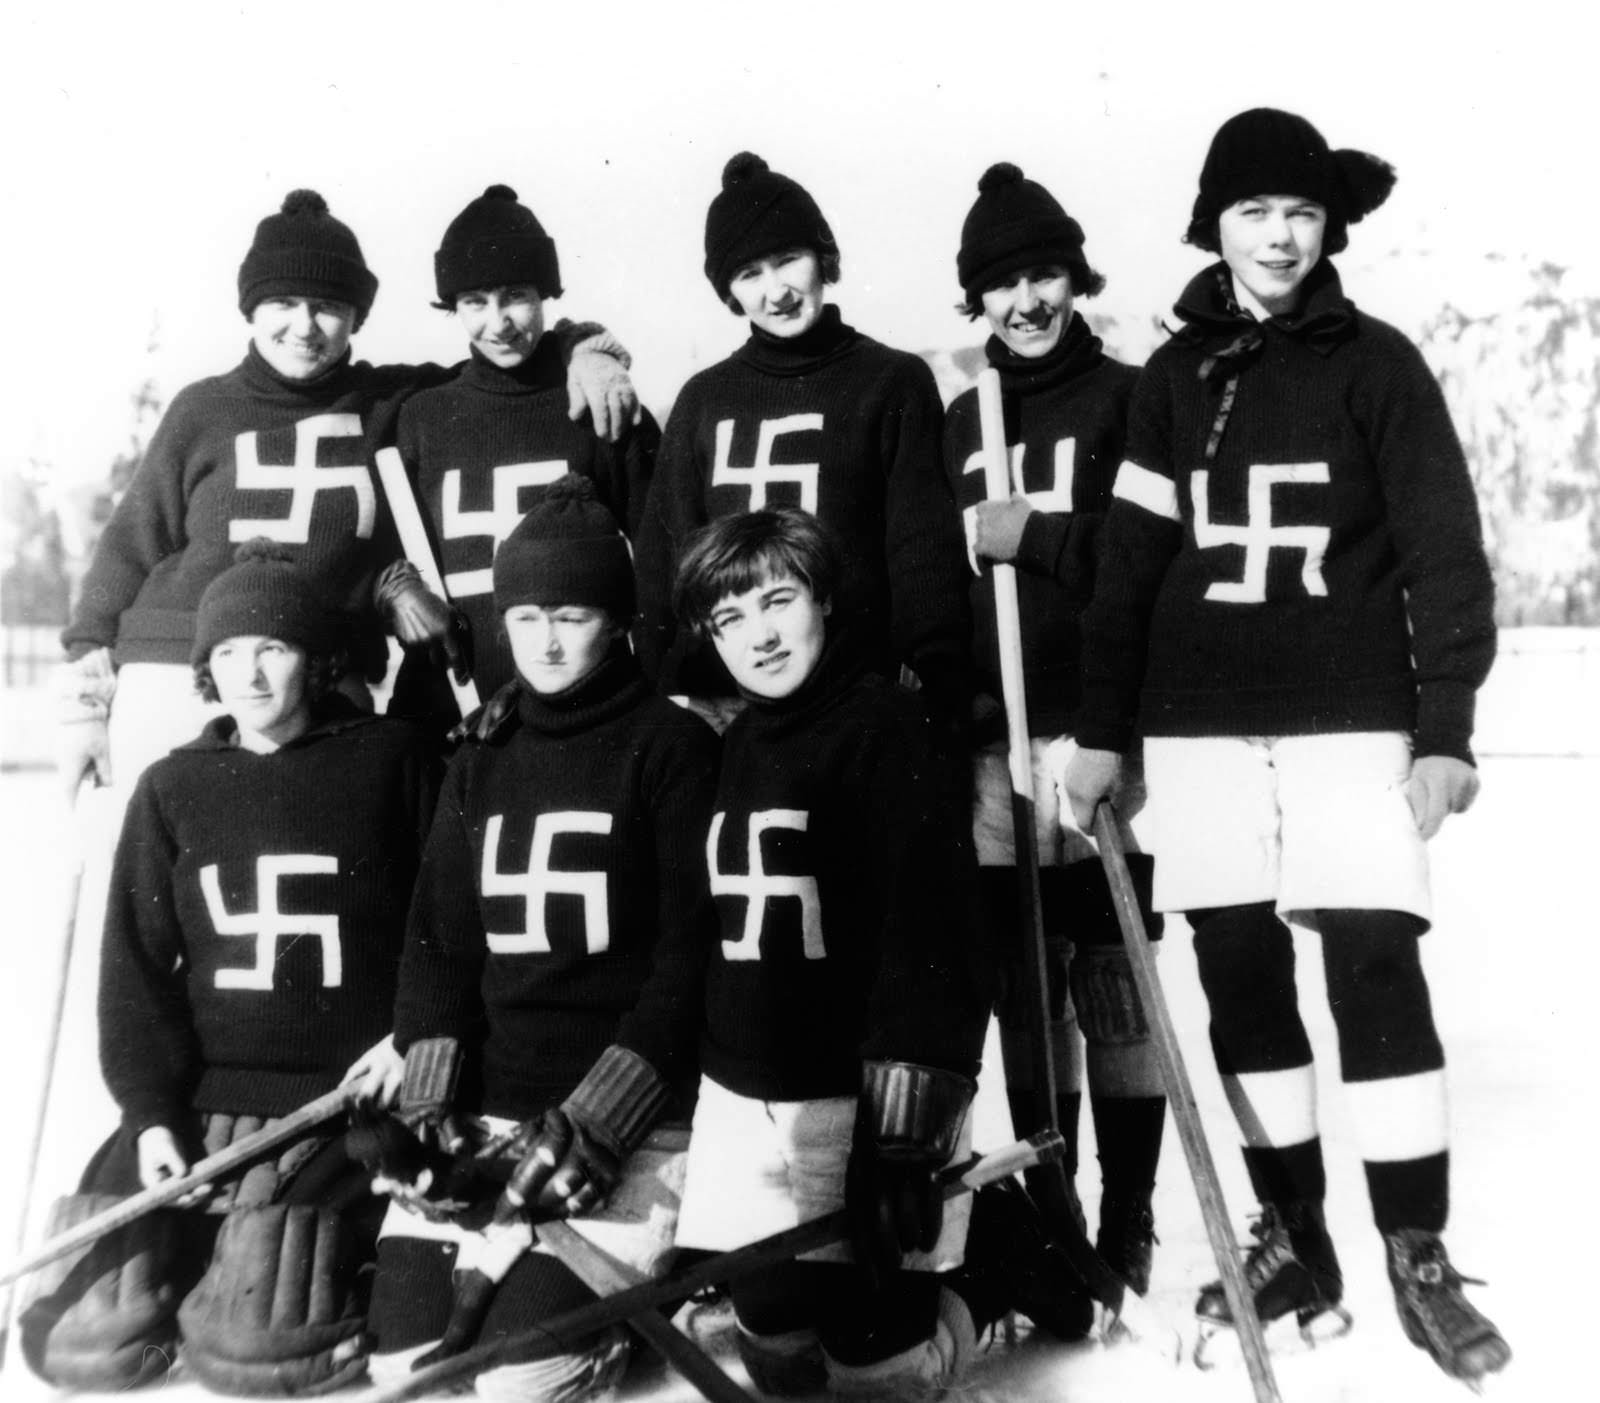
[0,634,1592,1401]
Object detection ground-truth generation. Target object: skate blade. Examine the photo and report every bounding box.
[1192,1304,1353,1371]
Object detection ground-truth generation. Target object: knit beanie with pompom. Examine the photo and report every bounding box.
[957,162,1088,299]
[703,152,838,301]
[493,474,635,622]
[434,184,562,305]
[191,539,334,665]
[237,189,379,324]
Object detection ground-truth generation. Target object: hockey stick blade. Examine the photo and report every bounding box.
[0,1086,353,1288]
[1093,804,1282,1403]
[368,1133,1063,1403]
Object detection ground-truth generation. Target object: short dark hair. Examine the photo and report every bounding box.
[193,647,346,705]
[956,256,1106,320]
[722,249,842,315]
[673,509,838,636]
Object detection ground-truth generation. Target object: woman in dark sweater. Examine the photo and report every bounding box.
[23,543,439,1395]
[367,476,719,1403]
[1064,108,1508,1386]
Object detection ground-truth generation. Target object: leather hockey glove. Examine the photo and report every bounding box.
[493,1044,672,1224]
[846,1061,976,1290]
[374,560,473,684]
[396,1037,468,1159]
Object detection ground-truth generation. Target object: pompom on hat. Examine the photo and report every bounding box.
[493,474,635,622]
[237,189,379,325]
[957,162,1088,297]
[703,152,838,301]
[1185,108,1396,256]
[191,540,334,666]
[434,184,562,305]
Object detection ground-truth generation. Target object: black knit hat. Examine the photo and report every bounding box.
[957,163,1088,297]
[435,184,562,305]
[237,190,379,325]
[192,540,334,666]
[493,475,635,622]
[1186,108,1396,257]
[703,153,839,301]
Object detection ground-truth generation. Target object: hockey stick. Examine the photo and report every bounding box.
[373,446,481,720]
[369,1133,1062,1403]
[0,1086,353,1288]
[1092,805,1281,1403]
[536,1221,758,1403]
[976,368,1159,1338]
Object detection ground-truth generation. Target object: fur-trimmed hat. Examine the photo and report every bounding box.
[1186,108,1396,256]
[703,152,838,301]
[957,162,1088,296]
[237,190,379,325]
[493,475,635,622]
[435,184,562,305]
[191,540,333,665]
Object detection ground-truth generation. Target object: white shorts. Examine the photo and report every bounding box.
[675,1076,970,1270]
[971,736,1150,867]
[1142,732,1431,924]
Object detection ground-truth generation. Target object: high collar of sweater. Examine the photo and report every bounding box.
[985,311,1106,395]
[1173,260,1357,378]
[239,342,357,401]
[460,335,566,395]
[737,629,871,736]
[512,641,649,737]
[735,304,858,377]
[183,692,376,754]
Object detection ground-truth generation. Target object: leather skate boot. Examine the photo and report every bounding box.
[1384,1228,1510,1388]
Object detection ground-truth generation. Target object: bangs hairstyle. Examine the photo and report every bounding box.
[193,646,347,705]
[723,248,842,314]
[957,256,1106,320]
[673,509,838,635]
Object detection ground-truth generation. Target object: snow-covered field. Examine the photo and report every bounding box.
[0,633,1592,1401]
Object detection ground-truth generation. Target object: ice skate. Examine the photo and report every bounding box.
[1192,1202,1352,1369]
[1384,1229,1510,1391]
[1096,1191,1156,1296]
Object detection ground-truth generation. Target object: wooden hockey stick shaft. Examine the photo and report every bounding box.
[537,1221,758,1403]
[373,446,481,719]
[0,1086,352,1288]
[976,368,1152,1330]
[369,1134,1062,1403]
[1092,805,1281,1403]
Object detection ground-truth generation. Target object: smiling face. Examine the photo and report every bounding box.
[249,296,357,380]
[981,264,1073,358]
[706,571,829,701]
[726,248,827,338]
[208,635,313,750]
[505,604,615,695]
[1217,195,1327,317]
[454,284,546,368]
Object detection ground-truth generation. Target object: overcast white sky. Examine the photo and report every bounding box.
[2,0,1594,488]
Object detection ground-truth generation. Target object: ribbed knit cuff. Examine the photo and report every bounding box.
[564,1045,671,1156]
[1414,680,1477,765]
[1013,510,1068,581]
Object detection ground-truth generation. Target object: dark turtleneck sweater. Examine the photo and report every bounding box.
[390,338,660,711]
[633,305,972,715]
[700,635,991,1102]
[944,313,1138,735]
[393,646,719,1119]
[63,346,453,679]
[99,699,439,1134]
[1076,262,1495,762]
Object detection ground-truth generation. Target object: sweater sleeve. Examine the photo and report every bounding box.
[61,389,201,660]
[1075,358,1185,752]
[878,356,974,712]
[392,754,489,1052]
[612,715,720,1091]
[1359,337,1497,762]
[98,773,200,1135]
[856,706,992,1077]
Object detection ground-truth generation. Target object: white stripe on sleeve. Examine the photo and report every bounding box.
[1112,461,1181,522]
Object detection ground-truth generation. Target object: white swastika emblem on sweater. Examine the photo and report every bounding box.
[961,437,1076,574]
[200,855,342,989]
[707,810,823,962]
[482,812,613,954]
[442,461,569,597]
[711,416,822,512]
[1193,464,1330,603]
[230,414,375,542]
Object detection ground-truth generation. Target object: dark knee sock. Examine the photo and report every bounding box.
[1091,1094,1166,1201]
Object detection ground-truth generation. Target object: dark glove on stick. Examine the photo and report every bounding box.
[375,560,473,684]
